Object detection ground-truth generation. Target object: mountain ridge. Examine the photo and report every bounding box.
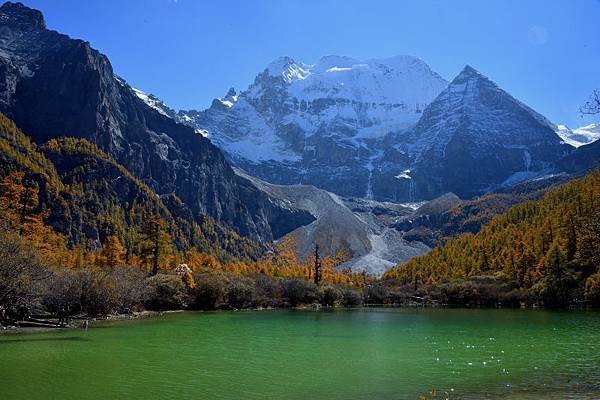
[156,57,587,203]
[0,1,314,244]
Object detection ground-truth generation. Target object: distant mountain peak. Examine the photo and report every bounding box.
[312,54,358,71]
[409,66,569,198]
[173,54,449,200]
[555,122,600,147]
[0,1,46,30]
[216,87,238,108]
[450,65,493,90]
[264,56,310,83]
[458,64,482,76]
[438,65,556,131]
[261,54,444,87]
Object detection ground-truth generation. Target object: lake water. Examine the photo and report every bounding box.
[1,308,599,399]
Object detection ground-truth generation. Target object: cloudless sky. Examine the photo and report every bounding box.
[21,0,600,127]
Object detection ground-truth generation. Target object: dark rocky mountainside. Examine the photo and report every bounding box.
[558,139,600,174]
[0,2,312,244]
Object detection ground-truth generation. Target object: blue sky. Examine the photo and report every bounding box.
[22,0,600,127]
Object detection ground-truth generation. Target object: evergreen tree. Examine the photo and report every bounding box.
[565,213,577,261]
[100,235,126,268]
[141,215,172,275]
[536,241,573,306]
[313,243,322,286]
[575,210,600,273]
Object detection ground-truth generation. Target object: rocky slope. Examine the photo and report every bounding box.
[0,2,312,244]
[236,169,430,275]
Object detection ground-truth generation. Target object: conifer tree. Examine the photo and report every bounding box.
[565,213,577,261]
[141,215,172,275]
[314,243,322,286]
[536,241,573,306]
[100,235,126,268]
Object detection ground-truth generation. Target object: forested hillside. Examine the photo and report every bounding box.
[0,113,261,265]
[383,170,600,306]
[398,176,569,248]
[0,112,369,321]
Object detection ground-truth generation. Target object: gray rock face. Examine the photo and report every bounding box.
[0,2,313,244]
[237,169,431,276]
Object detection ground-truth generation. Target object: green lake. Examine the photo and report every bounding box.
[1,308,599,399]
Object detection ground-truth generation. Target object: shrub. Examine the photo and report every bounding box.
[227,276,256,309]
[191,270,229,310]
[340,287,363,307]
[145,274,188,310]
[110,265,151,313]
[365,284,389,304]
[585,271,600,305]
[282,278,319,306]
[43,269,119,317]
[320,285,341,307]
[0,233,50,319]
[252,274,283,308]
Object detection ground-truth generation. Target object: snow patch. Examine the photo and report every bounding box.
[555,123,600,147]
[326,67,353,73]
[132,87,169,116]
[395,169,412,179]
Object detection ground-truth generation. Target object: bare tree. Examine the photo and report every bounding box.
[0,233,50,320]
[581,89,600,115]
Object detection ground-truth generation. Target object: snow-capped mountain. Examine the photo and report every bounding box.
[403,65,571,199]
[139,56,579,203]
[176,55,448,198]
[555,123,600,147]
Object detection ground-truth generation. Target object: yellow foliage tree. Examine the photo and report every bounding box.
[99,235,126,268]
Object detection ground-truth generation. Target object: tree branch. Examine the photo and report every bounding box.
[580,89,600,115]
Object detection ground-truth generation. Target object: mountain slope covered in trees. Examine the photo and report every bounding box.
[0,112,261,265]
[0,1,312,244]
[383,170,600,305]
[395,175,571,248]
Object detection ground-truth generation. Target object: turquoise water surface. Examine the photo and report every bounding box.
[1,308,599,399]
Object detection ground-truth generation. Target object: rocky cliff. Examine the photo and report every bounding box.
[0,1,313,244]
